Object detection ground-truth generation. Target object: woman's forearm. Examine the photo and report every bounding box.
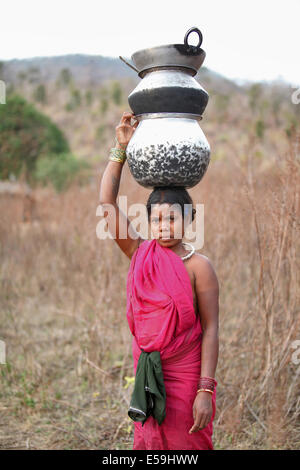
[99,158,124,204]
[99,139,127,204]
[200,328,219,379]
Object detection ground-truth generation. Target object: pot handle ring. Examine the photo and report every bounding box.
[184,27,203,50]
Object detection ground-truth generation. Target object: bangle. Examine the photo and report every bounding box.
[197,376,217,393]
[109,157,125,163]
[197,388,214,395]
[109,147,127,164]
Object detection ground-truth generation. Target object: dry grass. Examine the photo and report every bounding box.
[0,132,299,450]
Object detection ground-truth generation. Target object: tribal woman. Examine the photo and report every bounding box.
[99,111,219,450]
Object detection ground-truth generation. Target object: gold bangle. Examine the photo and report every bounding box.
[110,147,127,157]
[196,388,213,395]
[109,147,127,164]
[109,154,126,163]
[109,157,125,164]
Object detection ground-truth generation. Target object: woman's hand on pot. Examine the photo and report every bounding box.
[115,112,138,149]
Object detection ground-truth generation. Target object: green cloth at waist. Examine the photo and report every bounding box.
[128,349,166,426]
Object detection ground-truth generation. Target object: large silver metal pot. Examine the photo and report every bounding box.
[126,113,210,189]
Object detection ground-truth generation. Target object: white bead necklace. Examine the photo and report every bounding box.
[180,242,195,261]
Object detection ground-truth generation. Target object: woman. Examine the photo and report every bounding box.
[99,111,219,450]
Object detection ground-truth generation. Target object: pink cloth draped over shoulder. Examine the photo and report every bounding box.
[126,238,217,450]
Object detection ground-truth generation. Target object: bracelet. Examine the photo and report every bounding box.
[109,147,127,164]
[109,157,125,163]
[197,376,217,393]
[197,388,214,395]
[198,376,217,386]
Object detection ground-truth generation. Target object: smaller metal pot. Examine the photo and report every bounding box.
[120,27,206,78]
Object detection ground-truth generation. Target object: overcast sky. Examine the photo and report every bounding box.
[0,0,299,85]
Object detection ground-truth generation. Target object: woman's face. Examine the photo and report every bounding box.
[149,203,185,246]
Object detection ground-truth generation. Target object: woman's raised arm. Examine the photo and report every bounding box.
[99,112,143,259]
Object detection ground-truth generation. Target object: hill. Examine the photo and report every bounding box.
[0,54,298,161]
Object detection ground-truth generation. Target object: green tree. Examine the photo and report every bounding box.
[0,94,69,183]
[255,119,265,139]
[57,68,72,87]
[33,84,47,104]
[65,88,81,111]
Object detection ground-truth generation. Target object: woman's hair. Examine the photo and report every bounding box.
[146,186,196,223]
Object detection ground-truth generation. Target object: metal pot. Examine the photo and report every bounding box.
[120,27,206,78]
[126,113,210,189]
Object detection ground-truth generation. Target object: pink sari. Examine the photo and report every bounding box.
[126,238,217,450]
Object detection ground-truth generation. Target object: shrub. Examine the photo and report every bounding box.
[0,94,69,182]
[34,152,91,192]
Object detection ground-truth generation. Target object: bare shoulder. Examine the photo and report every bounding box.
[191,252,214,268]
[191,253,219,291]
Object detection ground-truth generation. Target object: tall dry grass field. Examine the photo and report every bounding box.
[0,133,299,449]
